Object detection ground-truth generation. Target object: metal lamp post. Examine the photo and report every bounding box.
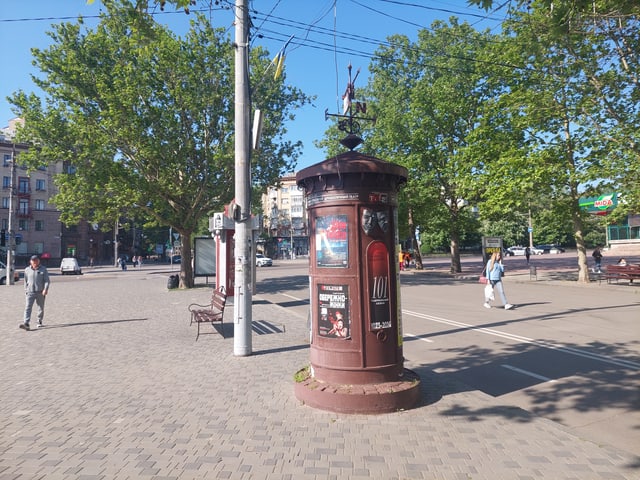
[5,144,17,286]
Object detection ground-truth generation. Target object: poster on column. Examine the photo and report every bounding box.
[367,241,391,330]
[315,214,349,268]
[318,284,350,338]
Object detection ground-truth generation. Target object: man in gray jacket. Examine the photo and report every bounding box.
[20,255,50,331]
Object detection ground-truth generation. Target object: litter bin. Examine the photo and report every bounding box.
[167,274,179,289]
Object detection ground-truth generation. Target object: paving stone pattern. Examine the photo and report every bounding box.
[0,268,637,479]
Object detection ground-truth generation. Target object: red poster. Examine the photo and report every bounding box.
[367,241,391,330]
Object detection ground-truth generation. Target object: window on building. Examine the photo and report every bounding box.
[18,177,30,194]
[2,176,9,189]
[36,179,46,191]
[18,198,29,215]
[35,220,45,231]
[35,199,45,210]
[34,242,44,254]
[3,154,10,167]
[2,197,8,209]
[18,219,29,231]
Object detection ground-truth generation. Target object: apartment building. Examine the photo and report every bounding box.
[1,119,105,267]
[261,174,309,258]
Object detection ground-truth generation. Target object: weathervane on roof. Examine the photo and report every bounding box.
[325,63,376,150]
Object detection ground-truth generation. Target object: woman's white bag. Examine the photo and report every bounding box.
[484,283,495,301]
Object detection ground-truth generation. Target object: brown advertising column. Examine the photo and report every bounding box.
[295,150,421,414]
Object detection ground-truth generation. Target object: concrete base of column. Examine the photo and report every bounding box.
[294,367,421,414]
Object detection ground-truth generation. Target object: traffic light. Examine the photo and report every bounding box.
[1,229,5,247]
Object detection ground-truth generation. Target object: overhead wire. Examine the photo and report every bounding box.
[1,2,611,88]
[251,11,537,76]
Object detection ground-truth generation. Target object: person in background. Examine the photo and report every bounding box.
[617,258,627,266]
[20,255,51,331]
[592,246,603,273]
[484,251,514,310]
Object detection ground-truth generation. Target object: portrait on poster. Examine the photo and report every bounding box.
[318,284,350,339]
[315,214,349,267]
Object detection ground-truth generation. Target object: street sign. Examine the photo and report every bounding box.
[527,227,533,233]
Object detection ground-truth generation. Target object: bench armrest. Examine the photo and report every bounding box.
[188,303,212,311]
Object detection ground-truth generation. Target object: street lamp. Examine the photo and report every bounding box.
[5,144,17,286]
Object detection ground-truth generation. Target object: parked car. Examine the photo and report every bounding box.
[0,261,19,284]
[256,253,273,267]
[60,257,82,275]
[506,246,543,256]
[168,255,181,264]
[536,244,566,254]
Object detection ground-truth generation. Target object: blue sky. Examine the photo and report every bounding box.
[0,0,505,171]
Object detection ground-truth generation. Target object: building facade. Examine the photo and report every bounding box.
[1,119,112,267]
[1,130,65,265]
[260,174,309,258]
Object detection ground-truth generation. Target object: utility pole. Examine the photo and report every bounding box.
[5,144,16,286]
[233,0,252,356]
[290,212,294,259]
[528,205,533,249]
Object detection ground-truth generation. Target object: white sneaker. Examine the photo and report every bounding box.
[483,302,491,309]
[504,304,514,310]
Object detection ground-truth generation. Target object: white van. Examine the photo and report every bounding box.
[60,257,82,275]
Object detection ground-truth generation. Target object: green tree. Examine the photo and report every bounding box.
[484,3,640,282]
[11,0,308,287]
[363,20,516,273]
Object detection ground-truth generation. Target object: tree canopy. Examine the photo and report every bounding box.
[11,0,309,287]
[318,1,638,281]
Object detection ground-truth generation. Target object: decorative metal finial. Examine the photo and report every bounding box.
[324,63,376,150]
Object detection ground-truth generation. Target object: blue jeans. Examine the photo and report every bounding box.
[489,280,508,305]
[24,292,46,325]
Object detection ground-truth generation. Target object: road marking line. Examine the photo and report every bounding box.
[403,309,640,370]
[280,293,308,302]
[404,333,434,343]
[501,364,557,383]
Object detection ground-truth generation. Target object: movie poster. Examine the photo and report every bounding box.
[367,241,392,330]
[318,284,350,339]
[315,214,348,268]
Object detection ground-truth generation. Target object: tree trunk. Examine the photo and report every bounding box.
[179,230,195,288]
[572,205,590,283]
[449,207,462,274]
[408,207,423,270]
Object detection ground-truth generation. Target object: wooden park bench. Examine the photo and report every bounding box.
[603,264,640,284]
[188,286,227,340]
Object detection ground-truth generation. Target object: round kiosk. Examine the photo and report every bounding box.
[294,150,421,414]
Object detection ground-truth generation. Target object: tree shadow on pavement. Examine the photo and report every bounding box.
[409,339,639,432]
[256,275,309,294]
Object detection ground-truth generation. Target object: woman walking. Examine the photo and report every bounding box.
[484,251,514,310]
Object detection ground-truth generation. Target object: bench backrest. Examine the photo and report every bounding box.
[211,287,227,311]
[606,265,640,274]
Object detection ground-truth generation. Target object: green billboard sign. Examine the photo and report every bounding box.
[579,193,617,215]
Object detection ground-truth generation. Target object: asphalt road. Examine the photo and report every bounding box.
[255,255,640,455]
